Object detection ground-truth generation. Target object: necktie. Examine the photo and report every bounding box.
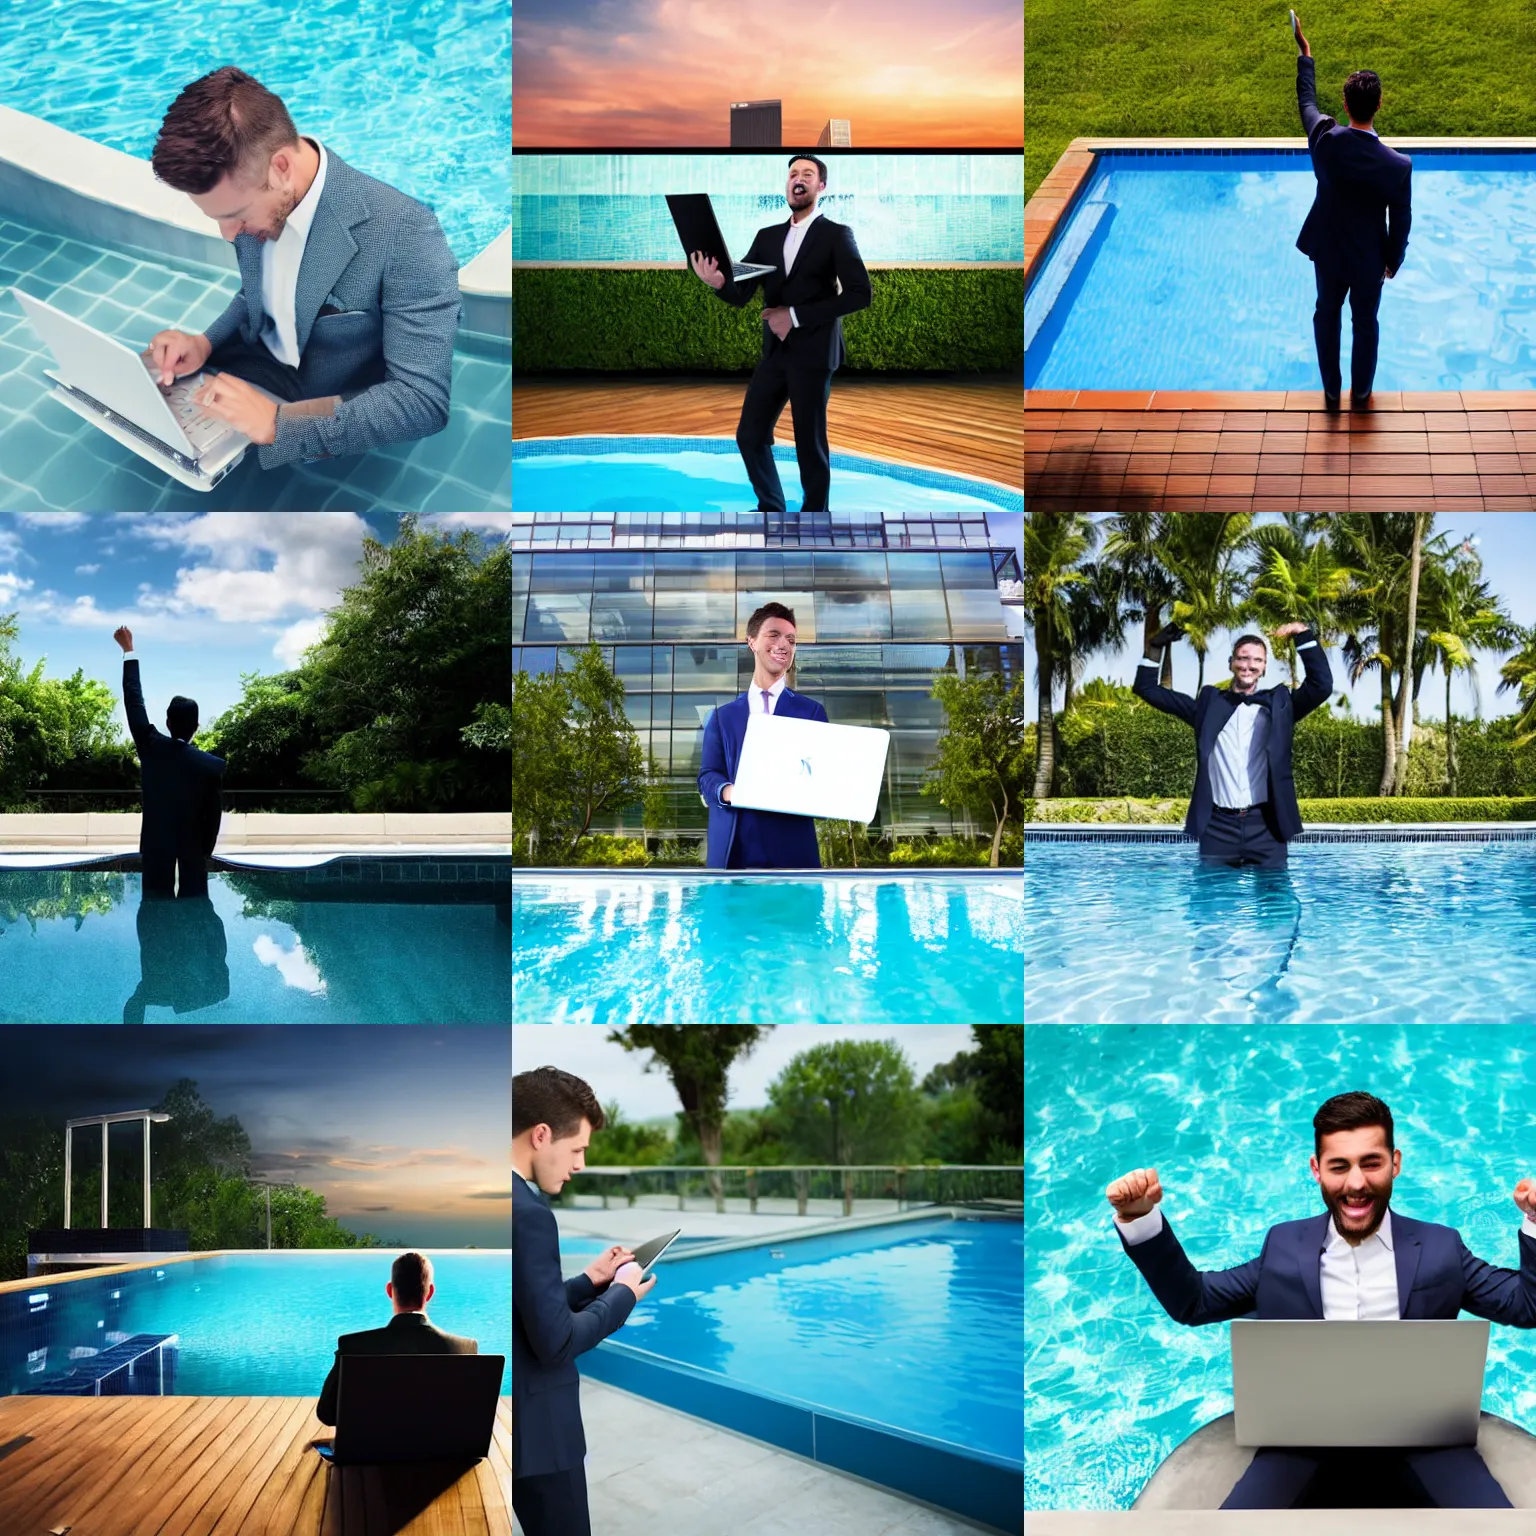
[762,689,773,714]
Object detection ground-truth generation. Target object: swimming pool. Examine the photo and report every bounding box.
[512,872,1023,1023]
[0,222,511,512]
[1025,835,1536,1024]
[0,863,509,1023]
[1026,149,1536,392]
[1024,1023,1536,1510]
[511,438,1023,514]
[0,0,509,261]
[2,1251,510,1397]
[514,154,1024,263]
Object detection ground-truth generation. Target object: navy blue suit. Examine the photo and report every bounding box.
[1122,1211,1536,1508]
[123,658,225,898]
[698,688,829,869]
[1132,631,1331,862]
[512,1173,635,1536]
[1296,55,1413,399]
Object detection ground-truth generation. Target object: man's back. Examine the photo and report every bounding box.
[123,658,225,853]
[316,1312,476,1425]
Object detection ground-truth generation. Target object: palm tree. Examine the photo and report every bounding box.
[1247,514,1360,685]
[1024,513,1096,798]
[1498,626,1536,746]
[1389,512,1430,795]
[1101,514,1180,686]
[1060,556,1129,715]
[1158,514,1255,689]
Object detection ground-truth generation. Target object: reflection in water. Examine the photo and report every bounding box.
[252,934,326,995]
[1182,863,1304,1007]
[123,895,230,1023]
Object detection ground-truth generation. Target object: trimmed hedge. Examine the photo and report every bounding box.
[1026,797,1536,825]
[512,268,1025,373]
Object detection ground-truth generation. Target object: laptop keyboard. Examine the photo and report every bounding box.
[731,262,769,280]
[169,390,227,449]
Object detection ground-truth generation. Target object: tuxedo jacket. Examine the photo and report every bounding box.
[1296,56,1413,276]
[697,688,829,869]
[315,1311,478,1426]
[123,659,225,860]
[1121,1211,1536,1327]
[714,215,872,372]
[512,1174,636,1478]
[1131,631,1332,842]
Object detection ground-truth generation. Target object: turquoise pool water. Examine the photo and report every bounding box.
[1024,1024,1536,1510]
[512,872,1024,1023]
[1025,838,1536,1024]
[0,219,510,512]
[611,1217,1023,1462]
[514,154,1024,263]
[0,0,510,261]
[511,439,1023,514]
[0,868,509,1023]
[4,1251,510,1396]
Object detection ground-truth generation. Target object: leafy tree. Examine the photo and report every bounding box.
[766,1039,923,1165]
[924,669,1027,867]
[1025,512,1096,796]
[586,1102,673,1167]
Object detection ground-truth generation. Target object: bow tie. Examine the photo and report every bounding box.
[1231,691,1268,706]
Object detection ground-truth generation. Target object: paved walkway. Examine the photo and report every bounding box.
[510,1378,1001,1536]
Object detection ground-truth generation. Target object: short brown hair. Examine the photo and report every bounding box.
[391,1251,434,1309]
[1313,1092,1394,1156]
[513,1066,605,1140]
[152,67,299,194]
[1230,633,1268,657]
[746,601,797,640]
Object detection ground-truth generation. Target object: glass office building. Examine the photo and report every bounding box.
[511,514,1024,836]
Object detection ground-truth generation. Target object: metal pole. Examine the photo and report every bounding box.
[64,1126,72,1229]
[100,1122,109,1230]
[142,1115,151,1228]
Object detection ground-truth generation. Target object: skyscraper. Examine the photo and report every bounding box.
[817,119,852,147]
[729,100,782,147]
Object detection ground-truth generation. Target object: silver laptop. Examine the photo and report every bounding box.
[730,712,890,822]
[12,289,277,492]
[1232,1319,1489,1448]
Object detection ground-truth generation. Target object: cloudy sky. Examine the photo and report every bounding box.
[512,1024,986,1121]
[0,1027,510,1248]
[0,512,509,728]
[512,0,1023,146]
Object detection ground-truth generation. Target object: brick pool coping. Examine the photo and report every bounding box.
[1025,137,1536,511]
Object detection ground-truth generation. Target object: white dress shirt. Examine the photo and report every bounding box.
[1210,693,1272,809]
[748,675,788,714]
[782,205,821,330]
[259,139,329,368]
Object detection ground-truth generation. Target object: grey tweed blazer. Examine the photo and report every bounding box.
[202,145,461,468]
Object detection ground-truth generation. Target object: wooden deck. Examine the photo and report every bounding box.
[513,376,1024,489]
[0,1395,511,1535]
[1025,390,1536,511]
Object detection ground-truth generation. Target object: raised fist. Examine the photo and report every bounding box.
[1514,1178,1536,1221]
[1149,623,1185,649]
[1106,1166,1164,1222]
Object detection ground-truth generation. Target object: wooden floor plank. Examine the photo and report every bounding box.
[515,375,1024,488]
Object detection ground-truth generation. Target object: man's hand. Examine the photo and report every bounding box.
[1272,622,1310,638]
[721,784,733,804]
[690,251,725,290]
[1149,622,1185,649]
[1385,267,1396,281]
[113,626,134,653]
[146,329,212,388]
[1514,1179,1536,1221]
[1293,12,1311,57]
[1107,1166,1164,1223]
[763,306,794,341]
[614,1261,658,1300]
[193,373,279,446]
[582,1244,636,1286]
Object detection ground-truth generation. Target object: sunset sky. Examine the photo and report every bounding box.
[512,0,1023,146]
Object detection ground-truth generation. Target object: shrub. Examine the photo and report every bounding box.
[1026,797,1536,825]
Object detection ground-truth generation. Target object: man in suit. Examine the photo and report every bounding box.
[689,153,872,514]
[315,1251,477,1427]
[513,1066,655,1536]
[1292,15,1412,410]
[1108,1092,1536,1509]
[1132,622,1332,868]
[698,601,829,869]
[144,67,459,469]
[114,626,226,898]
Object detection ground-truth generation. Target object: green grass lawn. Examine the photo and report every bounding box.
[1026,0,1536,198]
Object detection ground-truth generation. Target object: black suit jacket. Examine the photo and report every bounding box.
[315,1310,478,1426]
[123,659,225,859]
[1131,630,1332,841]
[1296,56,1413,275]
[512,1173,635,1477]
[715,214,872,371]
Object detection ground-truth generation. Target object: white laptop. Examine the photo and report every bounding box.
[730,712,890,823]
[1231,1319,1489,1448]
[12,289,279,492]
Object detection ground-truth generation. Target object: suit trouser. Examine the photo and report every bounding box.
[735,348,835,513]
[206,333,306,404]
[1223,1445,1511,1509]
[513,1466,591,1536]
[141,844,210,899]
[1197,805,1287,868]
[1312,260,1385,399]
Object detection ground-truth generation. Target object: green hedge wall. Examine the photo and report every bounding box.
[1050,705,1536,801]
[511,268,1025,372]
[1026,797,1536,825]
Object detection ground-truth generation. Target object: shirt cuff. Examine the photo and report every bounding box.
[718,785,731,809]
[789,307,799,327]
[1522,1216,1536,1242]
[1296,640,1318,651]
[1115,1207,1165,1246]
[123,651,138,660]
[1138,657,1159,668]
